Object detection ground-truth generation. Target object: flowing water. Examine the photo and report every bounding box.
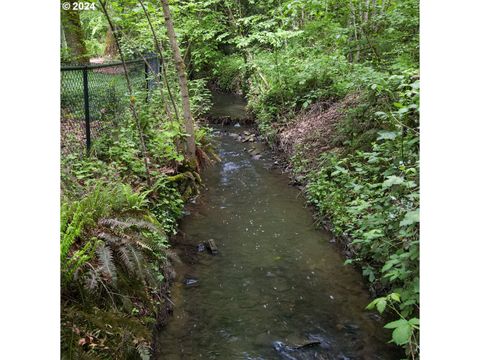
[155,94,399,360]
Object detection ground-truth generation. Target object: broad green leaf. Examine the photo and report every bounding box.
[408,318,420,326]
[383,175,405,188]
[389,293,401,302]
[376,298,387,313]
[377,131,398,141]
[400,209,420,227]
[366,298,380,310]
[384,319,408,329]
[374,111,388,119]
[363,229,383,240]
[382,261,395,272]
[392,323,412,345]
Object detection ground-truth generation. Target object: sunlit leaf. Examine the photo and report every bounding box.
[400,209,419,227]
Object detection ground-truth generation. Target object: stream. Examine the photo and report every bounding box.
[155,94,400,360]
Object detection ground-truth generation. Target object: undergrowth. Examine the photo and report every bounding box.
[61,77,216,358]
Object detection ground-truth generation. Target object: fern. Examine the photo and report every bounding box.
[116,245,135,274]
[134,239,154,253]
[96,243,117,285]
[99,216,166,255]
[93,215,167,287]
[136,342,151,360]
[99,217,161,234]
[61,184,117,282]
[111,184,150,211]
[96,231,124,245]
[64,240,97,283]
[84,268,99,292]
[126,244,146,282]
[62,180,170,356]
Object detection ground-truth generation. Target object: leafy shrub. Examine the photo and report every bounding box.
[213,55,246,93]
[149,176,184,235]
[304,74,419,356]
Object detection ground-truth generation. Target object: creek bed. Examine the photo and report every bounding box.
[154,94,399,359]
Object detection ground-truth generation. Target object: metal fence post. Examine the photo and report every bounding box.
[82,67,91,154]
[157,56,162,80]
[145,58,151,102]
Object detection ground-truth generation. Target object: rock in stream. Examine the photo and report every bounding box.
[272,336,344,360]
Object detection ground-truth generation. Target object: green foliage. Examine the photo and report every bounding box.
[60,182,170,358]
[80,8,108,58]
[337,69,419,149]
[61,185,114,283]
[188,78,213,117]
[214,55,245,93]
[60,79,212,356]
[61,2,223,358]
[367,293,419,356]
[149,176,184,234]
[304,74,419,357]
[61,183,161,283]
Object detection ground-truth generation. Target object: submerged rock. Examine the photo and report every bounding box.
[306,334,332,351]
[197,243,206,252]
[342,323,360,335]
[242,134,256,143]
[206,238,219,255]
[183,277,199,287]
[272,337,338,360]
[272,342,298,360]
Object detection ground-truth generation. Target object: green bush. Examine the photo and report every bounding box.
[304,73,419,356]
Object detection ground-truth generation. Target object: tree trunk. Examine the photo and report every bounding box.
[61,1,89,64]
[349,0,360,63]
[364,0,370,22]
[138,0,180,122]
[61,23,67,49]
[104,28,118,58]
[160,0,196,161]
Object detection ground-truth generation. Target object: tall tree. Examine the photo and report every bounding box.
[61,1,89,64]
[160,0,196,161]
[104,28,118,58]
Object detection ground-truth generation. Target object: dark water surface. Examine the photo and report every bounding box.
[207,91,249,121]
[155,94,399,359]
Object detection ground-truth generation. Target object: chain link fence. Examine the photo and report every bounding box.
[61,55,160,155]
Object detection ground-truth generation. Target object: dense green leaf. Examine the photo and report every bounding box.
[392,323,413,345]
[400,209,420,227]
